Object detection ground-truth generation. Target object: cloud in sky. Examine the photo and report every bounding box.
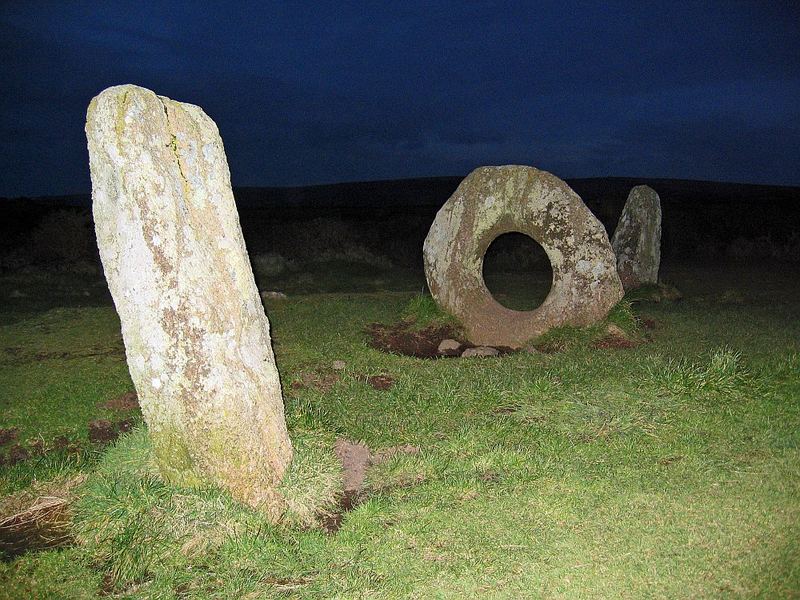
[1,1,799,196]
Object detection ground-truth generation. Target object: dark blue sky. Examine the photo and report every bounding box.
[1,1,799,197]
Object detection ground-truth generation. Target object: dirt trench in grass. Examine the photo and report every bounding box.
[323,439,420,533]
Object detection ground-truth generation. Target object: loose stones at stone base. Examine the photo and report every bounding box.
[461,346,500,358]
[86,84,292,517]
[611,185,662,291]
[423,166,624,348]
[437,339,461,355]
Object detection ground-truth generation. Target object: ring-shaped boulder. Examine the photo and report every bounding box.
[423,166,623,348]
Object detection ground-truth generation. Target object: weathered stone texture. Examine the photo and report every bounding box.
[423,166,623,348]
[86,85,292,516]
[611,185,662,291]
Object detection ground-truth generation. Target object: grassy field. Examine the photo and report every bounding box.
[0,260,798,598]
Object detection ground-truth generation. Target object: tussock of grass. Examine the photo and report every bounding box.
[399,292,461,330]
[647,347,757,400]
[625,281,682,303]
[0,474,86,561]
[70,426,342,593]
[278,429,343,528]
[530,299,642,351]
[0,445,97,497]
[284,392,339,432]
[605,299,639,332]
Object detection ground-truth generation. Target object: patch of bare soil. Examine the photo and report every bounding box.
[491,406,517,415]
[334,439,371,493]
[321,440,423,533]
[638,317,657,330]
[531,340,567,354]
[479,469,501,483]
[360,374,395,390]
[98,391,139,412]
[365,321,472,358]
[591,324,646,350]
[87,419,119,444]
[0,433,85,467]
[1,444,29,466]
[53,435,82,453]
[116,418,136,434]
[289,371,340,393]
[321,439,371,533]
[0,427,19,447]
[0,417,137,466]
[591,335,639,350]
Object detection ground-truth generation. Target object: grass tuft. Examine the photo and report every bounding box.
[70,426,342,593]
[529,300,643,352]
[278,429,343,528]
[647,347,756,400]
[400,293,461,330]
[605,299,639,332]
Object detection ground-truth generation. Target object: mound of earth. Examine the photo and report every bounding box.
[365,321,471,358]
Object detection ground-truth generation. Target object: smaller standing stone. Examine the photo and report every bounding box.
[437,339,461,355]
[461,346,500,358]
[611,186,662,291]
[331,360,347,371]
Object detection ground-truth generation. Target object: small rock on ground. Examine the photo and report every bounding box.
[260,291,288,301]
[331,360,347,371]
[437,339,461,354]
[461,346,500,358]
[605,323,627,338]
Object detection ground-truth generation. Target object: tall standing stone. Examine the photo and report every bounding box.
[611,185,662,291]
[86,85,292,517]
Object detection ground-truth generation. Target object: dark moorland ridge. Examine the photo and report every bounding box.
[1,176,799,263]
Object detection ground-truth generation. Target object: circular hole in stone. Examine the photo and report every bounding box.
[482,232,553,311]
